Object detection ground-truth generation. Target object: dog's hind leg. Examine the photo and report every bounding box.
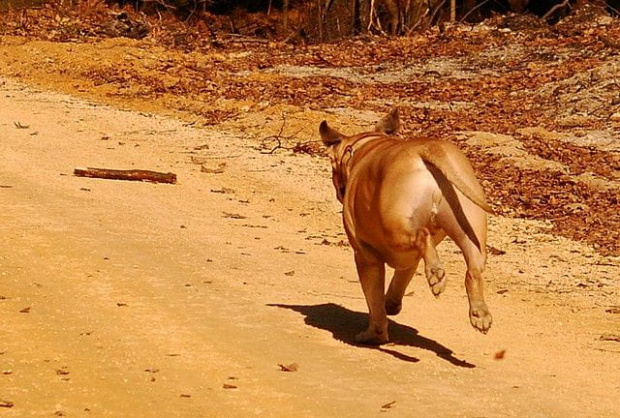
[385,260,420,316]
[437,203,492,333]
[421,229,447,297]
[461,241,492,333]
[384,227,447,313]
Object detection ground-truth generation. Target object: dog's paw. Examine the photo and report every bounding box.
[385,298,402,316]
[427,266,447,297]
[355,328,389,345]
[469,303,493,334]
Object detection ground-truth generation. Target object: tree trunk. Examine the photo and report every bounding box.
[357,0,371,32]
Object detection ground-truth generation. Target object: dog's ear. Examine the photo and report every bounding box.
[320,121,344,147]
[375,107,400,135]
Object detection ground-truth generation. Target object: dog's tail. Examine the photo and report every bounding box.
[419,142,494,214]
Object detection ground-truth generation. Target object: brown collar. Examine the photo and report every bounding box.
[336,134,382,199]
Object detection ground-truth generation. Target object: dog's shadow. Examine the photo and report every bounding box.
[269,303,475,368]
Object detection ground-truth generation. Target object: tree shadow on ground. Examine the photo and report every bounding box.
[269,302,475,368]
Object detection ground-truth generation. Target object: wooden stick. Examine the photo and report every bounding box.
[74,167,177,184]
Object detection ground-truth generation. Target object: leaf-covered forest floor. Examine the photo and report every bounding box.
[2,3,618,256]
[1,4,620,417]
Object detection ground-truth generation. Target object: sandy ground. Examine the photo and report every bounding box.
[0,37,619,416]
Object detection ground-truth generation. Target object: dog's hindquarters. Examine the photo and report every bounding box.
[378,145,493,333]
[376,163,450,308]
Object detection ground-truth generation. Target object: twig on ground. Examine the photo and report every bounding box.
[258,115,303,154]
[74,167,177,184]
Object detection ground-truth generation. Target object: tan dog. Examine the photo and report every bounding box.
[320,109,493,344]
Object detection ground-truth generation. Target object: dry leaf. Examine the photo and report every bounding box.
[487,246,506,256]
[19,307,30,314]
[381,400,396,410]
[0,400,14,408]
[599,333,620,343]
[223,383,238,389]
[278,363,298,372]
[222,212,247,219]
[494,349,507,360]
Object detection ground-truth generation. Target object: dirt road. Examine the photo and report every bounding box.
[1,71,619,417]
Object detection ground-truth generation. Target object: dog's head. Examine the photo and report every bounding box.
[319,108,400,203]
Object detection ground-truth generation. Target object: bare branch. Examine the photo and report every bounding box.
[542,0,571,20]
